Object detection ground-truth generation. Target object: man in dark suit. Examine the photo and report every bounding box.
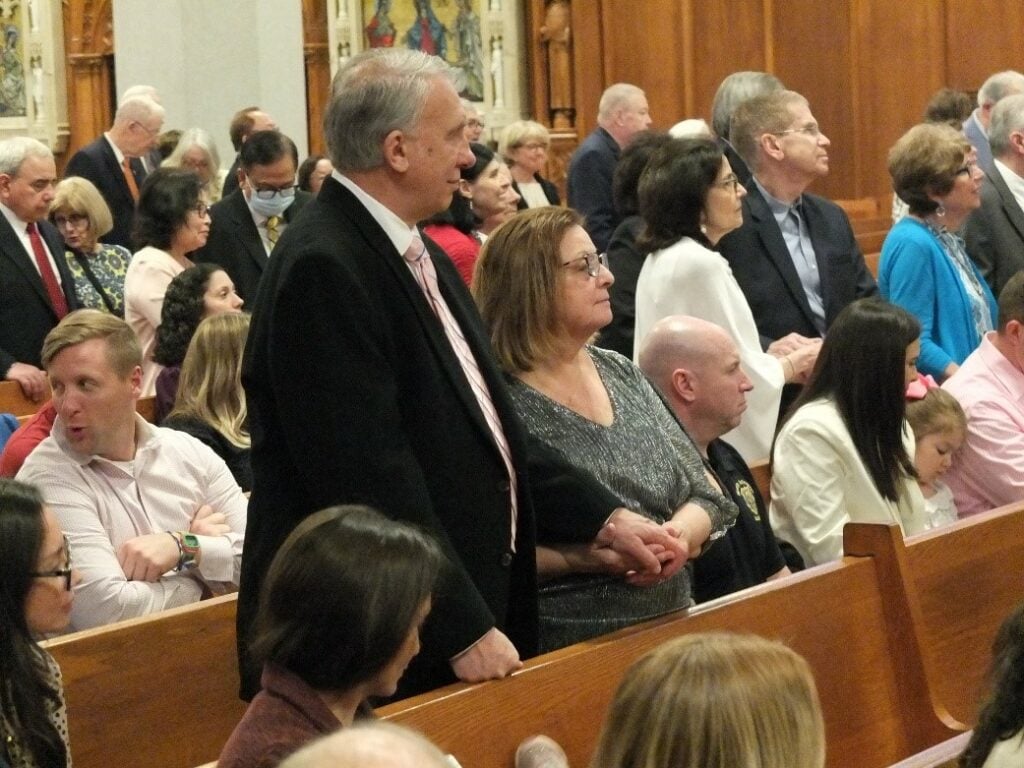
[239,49,683,700]
[64,95,165,250]
[194,130,311,302]
[0,137,79,401]
[718,90,876,351]
[964,93,1024,297]
[567,83,651,252]
[221,107,278,200]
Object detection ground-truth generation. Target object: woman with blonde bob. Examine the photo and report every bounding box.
[500,120,560,209]
[164,312,252,490]
[591,633,826,768]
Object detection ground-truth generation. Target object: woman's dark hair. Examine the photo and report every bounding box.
[780,298,921,502]
[250,505,445,692]
[0,479,69,768]
[423,142,496,234]
[612,131,672,218]
[133,167,203,251]
[636,137,724,252]
[153,262,221,367]
[298,154,327,192]
[961,602,1024,768]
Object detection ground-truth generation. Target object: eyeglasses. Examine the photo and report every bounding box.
[467,119,486,129]
[517,142,548,151]
[774,124,823,139]
[712,174,742,194]
[53,213,89,229]
[132,121,160,137]
[248,183,297,200]
[956,160,979,177]
[30,535,73,592]
[561,251,609,278]
[192,202,211,218]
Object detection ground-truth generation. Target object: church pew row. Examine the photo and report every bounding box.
[0,379,50,417]
[886,732,971,768]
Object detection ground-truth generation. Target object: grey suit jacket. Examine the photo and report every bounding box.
[963,167,1024,296]
[963,112,994,175]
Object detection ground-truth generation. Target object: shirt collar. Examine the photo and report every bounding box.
[333,170,419,256]
[994,158,1024,199]
[103,133,126,165]
[0,201,31,235]
[753,176,802,221]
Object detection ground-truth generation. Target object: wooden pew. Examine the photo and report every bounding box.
[43,594,246,768]
[846,502,1024,727]
[887,732,971,768]
[0,379,50,417]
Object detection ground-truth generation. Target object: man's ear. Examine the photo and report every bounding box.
[759,132,785,163]
[382,129,410,173]
[672,367,698,404]
[128,365,143,399]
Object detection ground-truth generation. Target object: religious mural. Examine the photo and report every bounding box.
[0,6,26,118]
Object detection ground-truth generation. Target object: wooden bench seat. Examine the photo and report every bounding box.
[0,379,50,418]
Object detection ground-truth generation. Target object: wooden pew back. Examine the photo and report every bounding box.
[0,379,50,417]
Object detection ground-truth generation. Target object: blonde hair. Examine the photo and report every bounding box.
[499,120,550,161]
[591,633,826,768]
[906,388,967,441]
[51,176,114,240]
[169,313,250,448]
[41,309,141,376]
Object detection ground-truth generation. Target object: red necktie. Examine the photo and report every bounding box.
[27,222,68,318]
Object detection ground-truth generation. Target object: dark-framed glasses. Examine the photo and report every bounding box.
[192,202,211,218]
[713,174,742,194]
[251,185,297,201]
[956,160,979,177]
[561,251,609,278]
[30,534,73,591]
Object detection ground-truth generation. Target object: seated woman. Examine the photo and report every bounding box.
[0,478,78,768]
[961,602,1024,768]
[473,206,737,653]
[881,123,996,380]
[164,313,252,491]
[298,154,333,196]
[217,504,442,768]
[161,127,226,204]
[422,142,519,286]
[124,168,212,396]
[153,263,244,422]
[770,298,928,566]
[634,136,819,462]
[50,176,131,317]
[591,633,825,768]
[499,120,560,209]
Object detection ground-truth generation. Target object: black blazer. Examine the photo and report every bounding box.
[64,137,146,251]
[567,127,622,252]
[512,173,560,210]
[238,178,616,699]
[717,184,877,346]
[193,188,312,303]
[0,215,79,373]
[221,155,241,199]
[963,169,1024,296]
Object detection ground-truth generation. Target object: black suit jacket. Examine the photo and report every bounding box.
[64,137,146,250]
[222,155,241,199]
[567,127,622,252]
[0,215,79,373]
[238,178,616,699]
[717,184,877,346]
[193,188,312,302]
[963,169,1024,297]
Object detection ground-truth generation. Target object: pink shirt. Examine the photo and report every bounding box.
[943,333,1024,516]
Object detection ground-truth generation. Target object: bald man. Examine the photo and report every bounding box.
[278,723,451,768]
[639,316,791,600]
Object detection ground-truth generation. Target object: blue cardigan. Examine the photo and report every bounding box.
[879,217,996,378]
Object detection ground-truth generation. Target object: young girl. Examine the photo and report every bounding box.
[905,376,967,529]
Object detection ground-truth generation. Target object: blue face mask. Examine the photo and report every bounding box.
[247,190,294,219]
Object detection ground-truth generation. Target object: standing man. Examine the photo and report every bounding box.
[195,130,312,302]
[567,83,651,251]
[64,95,165,250]
[240,49,679,699]
[221,106,278,199]
[0,137,78,401]
[962,70,1024,174]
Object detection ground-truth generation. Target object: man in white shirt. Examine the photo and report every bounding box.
[17,310,247,631]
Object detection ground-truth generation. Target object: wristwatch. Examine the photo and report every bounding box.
[171,532,201,572]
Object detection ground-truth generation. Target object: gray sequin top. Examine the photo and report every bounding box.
[509,346,737,652]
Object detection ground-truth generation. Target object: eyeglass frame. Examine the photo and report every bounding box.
[955,160,979,177]
[712,174,742,194]
[53,212,90,230]
[772,124,824,139]
[191,201,211,218]
[29,534,73,591]
[561,251,609,278]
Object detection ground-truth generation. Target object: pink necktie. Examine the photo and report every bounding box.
[403,234,518,550]
[27,223,68,318]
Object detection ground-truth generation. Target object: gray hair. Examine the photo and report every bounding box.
[119,84,159,105]
[989,94,1024,157]
[978,70,1024,107]
[711,71,785,140]
[598,83,645,124]
[323,48,456,172]
[0,136,53,176]
[279,722,449,768]
[114,95,165,126]
[162,126,221,172]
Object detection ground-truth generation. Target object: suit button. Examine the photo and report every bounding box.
[497,480,511,493]
[500,552,513,567]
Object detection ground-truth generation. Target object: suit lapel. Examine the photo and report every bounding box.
[228,192,269,273]
[988,170,1024,243]
[803,198,838,318]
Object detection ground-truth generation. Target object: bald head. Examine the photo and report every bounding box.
[638,316,729,390]
[278,722,450,768]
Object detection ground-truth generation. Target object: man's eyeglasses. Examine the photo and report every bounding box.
[774,124,823,139]
[713,174,742,194]
[132,121,160,137]
[30,535,73,592]
[249,184,298,201]
[561,251,609,278]
[53,213,89,229]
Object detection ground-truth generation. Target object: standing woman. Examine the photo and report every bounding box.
[881,123,996,380]
[50,177,131,317]
[771,298,928,566]
[500,120,560,209]
[124,167,211,396]
[161,128,226,205]
[0,479,77,768]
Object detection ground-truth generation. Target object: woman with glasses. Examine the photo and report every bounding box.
[633,137,819,462]
[473,207,737,653]
[499,120,560,210]
[0,478,77,768]
[881,123,996,381]
[50,176,131,317]
[124,167,212,396]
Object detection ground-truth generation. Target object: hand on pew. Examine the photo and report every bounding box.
[117,533,181,581]
[450,627,523,683]
[6,362,48,402]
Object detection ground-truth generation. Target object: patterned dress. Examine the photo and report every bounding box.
[63,242,131,317]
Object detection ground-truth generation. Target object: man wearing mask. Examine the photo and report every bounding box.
[196,131,311,302]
